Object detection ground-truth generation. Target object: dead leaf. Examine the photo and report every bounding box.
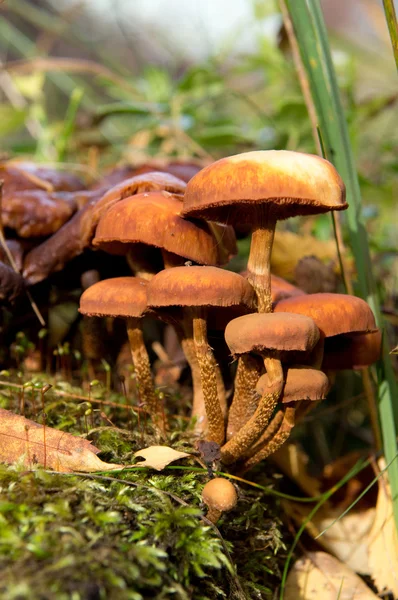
[0,408,123,472]
[367,459,398,597]
[282,499,373,573]
[285,552,378,600]
[133,446,191,471]
[272,442,322,498]
[390,345,398,354]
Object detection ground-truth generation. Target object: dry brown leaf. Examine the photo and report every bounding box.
[133,446,191,471]
[367,459,398,597]
[282,499,373,573]
[271,230,344,281]
[0,408,123,472]
[272,442,322,498]
[285,552,378,600]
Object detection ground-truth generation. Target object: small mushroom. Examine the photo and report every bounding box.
[79,276,165,434]
[202,478,237,523]
[222,312,320,464]
[147,266,256,444]
[240,367,330,471]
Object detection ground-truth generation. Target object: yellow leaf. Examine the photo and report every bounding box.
[367,459,398,597]
[285,552,378,600]
[133,446,191,471]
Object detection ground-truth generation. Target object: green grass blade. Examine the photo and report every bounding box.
[284,0,398,531]
[382,0,398,70]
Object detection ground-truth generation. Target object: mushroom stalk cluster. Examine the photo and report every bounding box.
[72,151,380,470]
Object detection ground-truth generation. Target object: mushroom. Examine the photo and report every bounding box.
[226,272,306,440]
[274,292,379,372]
[79,276,165,433]
[22,171,187,285]
[202,478,237,523]
[239,367,330,471]
[183,150,347,313]
[147,266,256,444]
[0,161,84,193]
[222,312,320,463]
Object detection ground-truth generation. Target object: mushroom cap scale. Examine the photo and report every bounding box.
[225,312,320,355]
[79,277,148,319]
[256,367,330,402]
[93,193,237,266]
[274,293,377,338]
[183,150,347,224]
[202,478,237,512]
[147,266,256,312]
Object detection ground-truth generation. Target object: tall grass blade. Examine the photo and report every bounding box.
[382,0,398,70]
[284,0,398,530]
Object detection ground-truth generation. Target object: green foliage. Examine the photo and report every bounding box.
[0,378,288,599]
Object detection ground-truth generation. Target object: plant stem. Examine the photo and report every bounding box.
[382,0,398,71]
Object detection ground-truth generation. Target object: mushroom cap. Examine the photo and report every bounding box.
[322,329,382,370]
[91,170,187,223]
[256,367,330,402]
[225,312,320,355]
[147,266,256,313]
[202,478,237,512]
[274,293,377,337]
[79,277,148,318]
[0,161,84,193]
[93,192,236,266]
[182,150,347,224]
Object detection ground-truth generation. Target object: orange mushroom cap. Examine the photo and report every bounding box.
[274,293,377,337]
[225,312,320,356]
[256,367,330,402]
[93,192,237,266]
[183,150,347,224]
[202,478,238,513]
[79,277,148,319]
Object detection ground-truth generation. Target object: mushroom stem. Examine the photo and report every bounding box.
[180,335,207,431]
[247,212,277,313]
[240,405,296,472]
[241,409,285,460]
[162,250,186,269]
[226,354,263,440]
[126,317,165,434]
[221,357,283,464]
[205,506,222,524]
[192,310,225,445]
[126,249,157,281]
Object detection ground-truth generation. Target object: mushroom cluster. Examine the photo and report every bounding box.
[0,152,382,474]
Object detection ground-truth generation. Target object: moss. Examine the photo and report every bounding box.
[0,376,289,599]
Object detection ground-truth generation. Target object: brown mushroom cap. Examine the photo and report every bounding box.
[274,293,377,337]
[22,171,188,285]
[225,313,320,355]
[93,192,236,266]
[322,329,382,370]
[79,277,148,318]
[147,266,256,312]
[202,478,237,512]
[182,150,347,224]
[0,161,84,193]
[256,367,330,402]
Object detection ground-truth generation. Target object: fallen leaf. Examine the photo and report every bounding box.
[133,446,191,471]
[390,345,398,354]
[0,408,123,472]
[367,459,398,597]
[282,499,373,573]
[285,552,378,600]
[272,442,322,497]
